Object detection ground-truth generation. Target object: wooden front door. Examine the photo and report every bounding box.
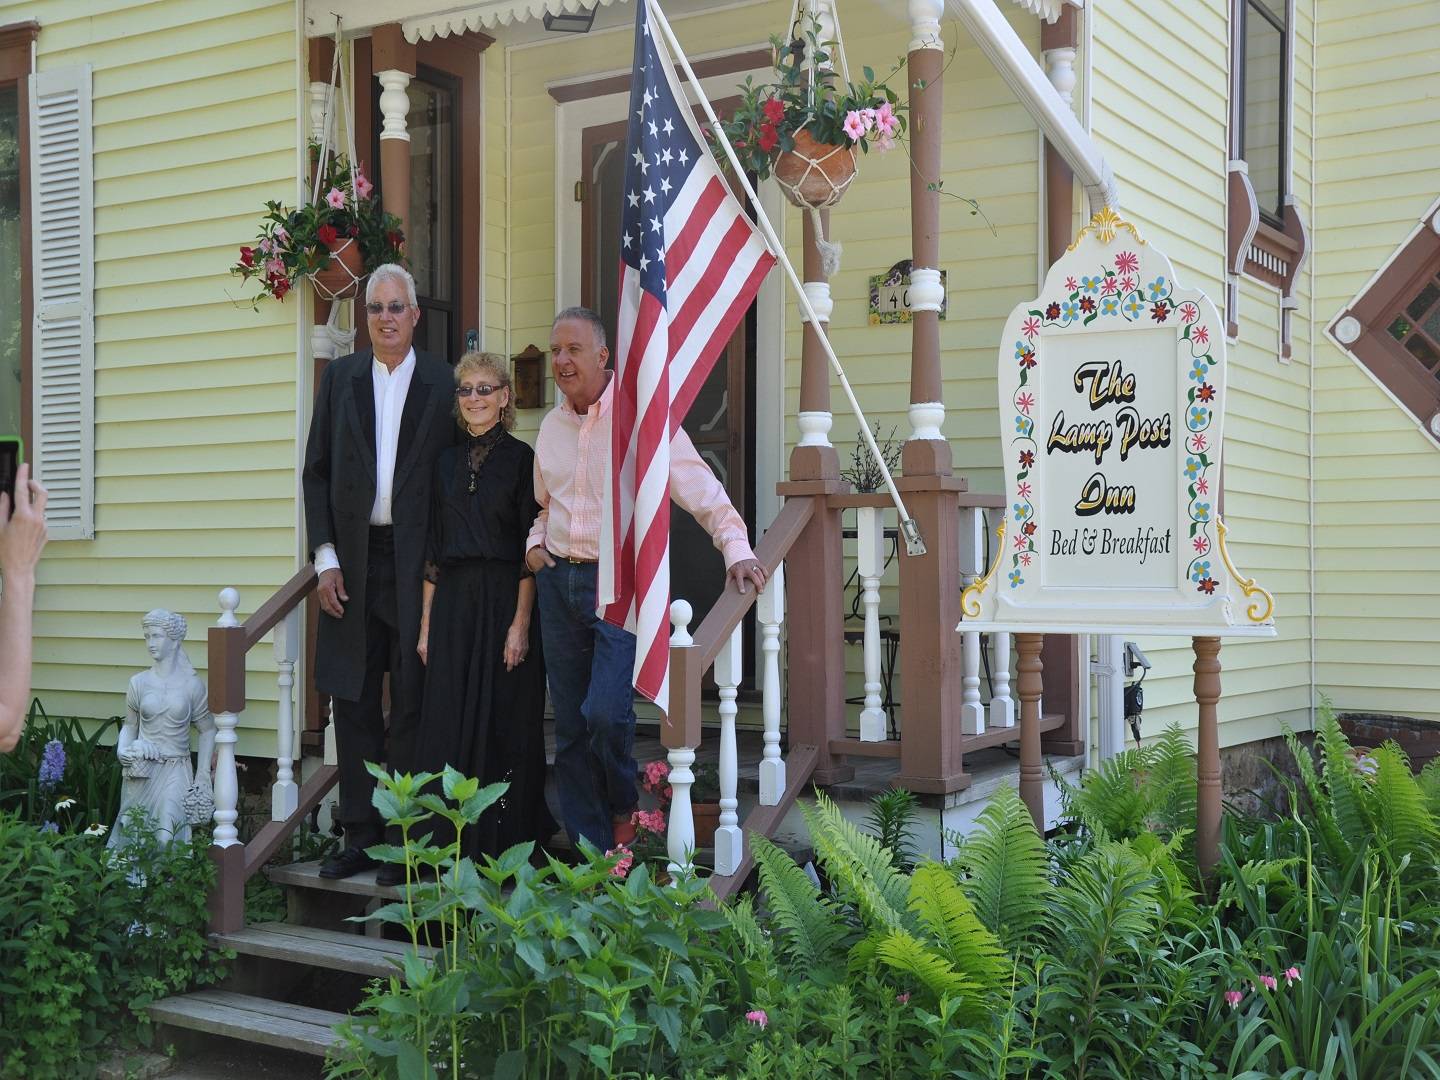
[578,118,757,633]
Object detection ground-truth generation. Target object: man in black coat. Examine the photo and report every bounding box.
[302,263,456,881]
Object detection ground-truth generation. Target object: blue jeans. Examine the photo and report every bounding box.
[534,559,639,851]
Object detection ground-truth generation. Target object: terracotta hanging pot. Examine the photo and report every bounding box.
[773,129,857,209]
[691,801,721,849]
[312,235,364,303]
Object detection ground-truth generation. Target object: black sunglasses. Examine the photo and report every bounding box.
[365,301,411,316]
[455,384,503,398]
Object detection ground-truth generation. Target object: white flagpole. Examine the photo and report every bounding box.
[647,0,928,556]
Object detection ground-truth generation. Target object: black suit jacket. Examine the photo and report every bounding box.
[302,347,457,701]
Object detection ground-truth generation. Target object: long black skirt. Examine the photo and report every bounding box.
[413,559,554,861]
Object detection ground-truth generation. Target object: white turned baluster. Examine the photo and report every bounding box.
[213,588,242,848]
[666,600,697,876]
[958,508,986,734]
[856,507,887,741]
[272,606,301,820]
[713,625,743,877]
[376,70,411,142]
[757,563,786,805]
[990,631,1015,728]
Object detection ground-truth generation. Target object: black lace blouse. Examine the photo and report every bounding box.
[423,427,539,583]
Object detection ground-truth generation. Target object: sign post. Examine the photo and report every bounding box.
[961,208,1275,875]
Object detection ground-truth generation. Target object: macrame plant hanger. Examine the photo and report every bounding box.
[311,21,366,338]
[783,0,852,275]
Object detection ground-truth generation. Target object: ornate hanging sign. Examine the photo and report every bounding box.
[960,209,1275,637]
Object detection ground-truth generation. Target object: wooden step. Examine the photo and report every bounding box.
[267,859,403,900]
[148,989,345,1057]
[212,922,435,979]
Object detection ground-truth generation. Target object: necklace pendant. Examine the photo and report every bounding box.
[468,474,477,494]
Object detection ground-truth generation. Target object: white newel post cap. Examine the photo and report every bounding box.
[797,410,833,448]
[217,588,241,628]
[908,401,945,442]
[377,70,411,142]
[670,599,694,647]
[908,0,944,50]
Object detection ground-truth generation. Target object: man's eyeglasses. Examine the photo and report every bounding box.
[365,301,411,316]
[455,384,502,398]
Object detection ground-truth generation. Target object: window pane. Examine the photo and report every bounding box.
[407,75,454,302]
[1423,304,1440,343]
[1243,3,1285,220]
[1407,282,1440,322]
[0,84,20,438]
[1404,334,1438,367]
[1388,314,1412,341]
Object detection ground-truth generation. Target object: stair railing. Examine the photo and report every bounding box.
[207,565,337,933]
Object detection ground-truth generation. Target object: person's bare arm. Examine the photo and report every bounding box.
[418,579,436,664]
[0,465,48,752]
[504,576,535,671]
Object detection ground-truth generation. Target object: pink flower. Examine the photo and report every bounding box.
[895,992,910,1004]
[355,170,373,199]
[1019,552,1032,566]
[1120,275,1137,293]
[1224,989,1244,1009]
[860,107,877,132]
[1021,316,1041,340]
[1179,301,1199,323]
[265,257,286,278]
[1284,966,1301,986]
[1016,391,1035,415]
[605,846,634,878]
[632,808,667,834]
[1256,974,1278,992]
[1016,481,1032,499]
[1193,536,1209,553]
[1196,477,1209,495]
[325,186,347,209]
[872,133,896,153]
[1193,325,1210,345]
[1115,250,1139,274]
[273,225,289,245]
[843,110,867,140]
[1065,276,1078,292]
[643,759,670,788]
[745,1009,768,1030]
[1014,532,1030,551]
[874,101,898,136]
[258,237,274,256]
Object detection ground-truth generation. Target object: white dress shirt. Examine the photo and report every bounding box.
[313,348,417,576]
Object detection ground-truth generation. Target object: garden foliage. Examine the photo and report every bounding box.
[335,711,1440,1078]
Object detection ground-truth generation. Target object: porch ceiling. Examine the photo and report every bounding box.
[304,0,734,44]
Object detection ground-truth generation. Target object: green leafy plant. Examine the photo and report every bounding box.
[863,787,920,871]
[0,699,123,830]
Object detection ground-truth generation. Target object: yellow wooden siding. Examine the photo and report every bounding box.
[1312,0,1440,723]
[5,0,300,751]
[1087,0,1317,746]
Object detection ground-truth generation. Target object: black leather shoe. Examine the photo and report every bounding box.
[318,846,378,880]
[374,862,407,887]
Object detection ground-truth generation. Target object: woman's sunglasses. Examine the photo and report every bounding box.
[455,384,503,398]
[365,301,411,316]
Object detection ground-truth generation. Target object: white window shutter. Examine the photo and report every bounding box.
[29,65,94,541]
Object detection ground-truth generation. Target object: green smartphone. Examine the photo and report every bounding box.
[0,436,22,505]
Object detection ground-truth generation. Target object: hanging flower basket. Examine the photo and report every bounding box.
[773,129,857,209]
[312,234,365,302]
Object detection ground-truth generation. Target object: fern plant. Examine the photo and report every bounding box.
[948,785,1049,950]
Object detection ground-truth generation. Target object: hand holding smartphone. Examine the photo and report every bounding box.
[0,437,19,506]
[0,438,48,581]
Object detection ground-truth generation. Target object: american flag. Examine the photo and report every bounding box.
[599,0,776,705]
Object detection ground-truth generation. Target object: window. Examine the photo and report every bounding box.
[1329,202,1440,439]
[1226,0,1306,356]
[0,22,35,453]
[1239,0,1287,226]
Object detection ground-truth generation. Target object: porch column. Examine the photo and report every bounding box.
[1193,637,1222,881]
[895,0,968,796]
[372,24,414,249]
[1038,8,1087,758]
[794,209,837,479]
[1016,632,1045,831]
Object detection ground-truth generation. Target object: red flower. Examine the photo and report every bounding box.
[1018,349,1036,369]
[1197,383,1215,402]
[271,277,290,300]
[1065,276,1078,292]
[239,246,255,267]
[1019,552,1032,566]
[1193,325,1210,345]
[1022,521,1036,536]
[762,97,786,124]
[1044,302,1061,320]
[1197,577,1217,595]
[758,122,778,153]
[317,224,339,246]
[387,230,404,249]
[1079,296,1096,314]
[1019,450,1035,468]
[1151,303,1168,323]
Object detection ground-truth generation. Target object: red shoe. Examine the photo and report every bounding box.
[612,816,637,846]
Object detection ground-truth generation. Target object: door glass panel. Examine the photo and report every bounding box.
[587,136,626,353]
[0,84,20,437]
[1405,281,1439,322]
[407,72,457,360]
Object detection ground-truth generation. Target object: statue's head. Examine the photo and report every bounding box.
[141,609,187,662]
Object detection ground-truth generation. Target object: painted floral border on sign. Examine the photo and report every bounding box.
[1007,249,1221,594]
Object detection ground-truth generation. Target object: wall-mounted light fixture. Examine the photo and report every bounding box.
[542,6,596,33]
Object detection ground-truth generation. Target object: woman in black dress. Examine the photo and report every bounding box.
[414,352,554,859]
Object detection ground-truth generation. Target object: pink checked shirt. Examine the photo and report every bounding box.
[527,378,755,568]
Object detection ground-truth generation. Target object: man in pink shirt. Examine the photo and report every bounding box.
[526,307,766,851]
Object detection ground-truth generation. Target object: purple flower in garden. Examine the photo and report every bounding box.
[38,739,65,790]
[40,821,59,834]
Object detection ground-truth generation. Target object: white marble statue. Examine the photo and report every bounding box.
[109,610,216,849]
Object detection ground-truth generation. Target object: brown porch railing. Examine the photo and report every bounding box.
[206,565,336,933]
